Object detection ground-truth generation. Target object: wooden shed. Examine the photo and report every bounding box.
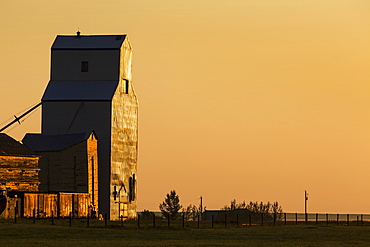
[0,133,40,192]
[22,131,98,210]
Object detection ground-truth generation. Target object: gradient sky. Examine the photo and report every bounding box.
[1,0,370,213]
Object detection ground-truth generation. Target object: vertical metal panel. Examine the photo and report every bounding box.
[110,37,138,220]
[59,193,73,217]
[111,79,138,219]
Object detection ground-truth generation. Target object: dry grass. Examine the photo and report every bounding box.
[1,218,370,246]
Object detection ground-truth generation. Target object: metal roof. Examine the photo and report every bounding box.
[52,35,127,50]
[22,132,95,152]
[0,133,37,157]
[41,80,119,101]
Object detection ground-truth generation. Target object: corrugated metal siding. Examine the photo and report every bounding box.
[23,193,58,217]
[20,193,90,218]
[59,193,90,217]
[110,40,138,219]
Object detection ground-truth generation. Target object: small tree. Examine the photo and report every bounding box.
[159,190,182,220]
[222,199,284,223]
[182,204,200,221]
[140,209,155,220]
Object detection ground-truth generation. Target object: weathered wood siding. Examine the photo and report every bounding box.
[37,133,98,211]
[1,192,91,218]
[58,193,90,217]
[0,156,40,192]
[23,193,57,217]
[87,135,98,208]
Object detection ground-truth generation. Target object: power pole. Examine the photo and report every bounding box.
[200,196,203,213]
[305,190,308,223]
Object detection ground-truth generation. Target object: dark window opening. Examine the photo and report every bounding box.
[125,80,129,94]
[81,61,89,72]
[128,174,136,202]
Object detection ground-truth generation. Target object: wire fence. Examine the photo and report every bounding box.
[2,212,370,229]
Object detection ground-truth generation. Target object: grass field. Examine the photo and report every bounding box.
[1,219,370,246]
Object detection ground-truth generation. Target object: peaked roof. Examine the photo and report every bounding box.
[41,80,119,101]
[22,132,96,152]
[0,133,37,157]
[52,34,127,50]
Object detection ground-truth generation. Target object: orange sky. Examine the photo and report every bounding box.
[1,0,370,213]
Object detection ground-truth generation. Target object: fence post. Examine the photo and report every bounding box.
[337,214,339,226]
[361,214,363,226]
[305,213,307,224]
[261,213,264,226]
[14,205,17,224]
[33,208,36,224]
[357,216,359,226]
[295,213,298,225]
[315,213,318,225]
[69,212,72,227]
[249,214,252,226]
[197,215,200,228]
[167,215,170,228]
[52,211,55,225]
[326,213,328,225]
[182,214,185,228]
[284,213,286,225]
[236,214,239,228]
[120,215,123,227]
[138,214,140,228]
[347,214,349,226]
[104,214,107,227]
[153,214,156,228]
[212,215,214,228]
[87,212,90,228]
[224,213,227,228]
[273,213,276,226]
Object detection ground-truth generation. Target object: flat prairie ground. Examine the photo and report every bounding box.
[1,219,370,246]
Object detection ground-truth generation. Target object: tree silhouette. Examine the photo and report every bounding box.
[159,190,182,220]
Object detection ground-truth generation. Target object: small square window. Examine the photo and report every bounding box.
[81,61,89,72]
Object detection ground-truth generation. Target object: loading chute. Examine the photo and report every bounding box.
[0,102,42,133]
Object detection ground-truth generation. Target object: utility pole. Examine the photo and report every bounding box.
[305,190,308,223]
[199,196,203,214]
